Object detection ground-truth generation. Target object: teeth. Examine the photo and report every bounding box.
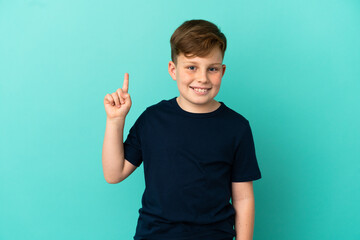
[193,88,208,93]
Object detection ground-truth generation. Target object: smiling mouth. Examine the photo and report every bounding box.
[190,87,211,93]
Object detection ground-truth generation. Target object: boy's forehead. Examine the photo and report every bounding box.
[182,59,223,65]
[178,51,223,65]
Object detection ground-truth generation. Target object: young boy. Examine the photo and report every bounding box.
[102,19,262,240]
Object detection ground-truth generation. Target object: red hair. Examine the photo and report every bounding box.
[170,19,227,65]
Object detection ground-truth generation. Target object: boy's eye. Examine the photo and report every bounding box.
[186,66,219,71]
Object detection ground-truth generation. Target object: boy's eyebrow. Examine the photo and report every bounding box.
[183,61,222,65]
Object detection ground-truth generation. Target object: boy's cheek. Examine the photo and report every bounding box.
[179,74,192,82]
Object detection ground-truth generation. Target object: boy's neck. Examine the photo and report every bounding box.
[176,96,221,114]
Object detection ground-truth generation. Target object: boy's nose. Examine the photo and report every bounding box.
[196,70,209,83]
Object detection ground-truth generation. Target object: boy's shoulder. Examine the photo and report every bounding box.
[142,97,173,114]
[219,103,251,133]
[145,98,171,109]
[222,103,250,126]
[136,98,173,121]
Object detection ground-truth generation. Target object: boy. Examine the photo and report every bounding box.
[102,19,262,240]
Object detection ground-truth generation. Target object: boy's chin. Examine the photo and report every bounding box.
[186,97,215,105]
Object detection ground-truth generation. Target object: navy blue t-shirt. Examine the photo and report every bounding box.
[124,97,262,240]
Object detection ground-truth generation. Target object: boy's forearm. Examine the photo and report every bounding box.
[102,118,126,183]
[233,197,255,240]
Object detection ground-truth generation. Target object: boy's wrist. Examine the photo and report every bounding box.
[106,117,126,126]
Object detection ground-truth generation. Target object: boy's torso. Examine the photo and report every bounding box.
[127,97,250,240]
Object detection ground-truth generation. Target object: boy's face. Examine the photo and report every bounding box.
[168,47,226,113]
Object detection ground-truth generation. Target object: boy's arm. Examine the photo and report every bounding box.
[102,118,127,184]
[102,116,137,184]
[102,73,137,184]
[232,181,255,240]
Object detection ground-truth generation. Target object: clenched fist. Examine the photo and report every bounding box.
[104,73,132,121]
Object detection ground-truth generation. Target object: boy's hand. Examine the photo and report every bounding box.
[104,73,132,121]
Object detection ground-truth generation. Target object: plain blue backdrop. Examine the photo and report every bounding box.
[0,0,359,239]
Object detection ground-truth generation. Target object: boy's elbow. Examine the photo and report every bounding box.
[104,175,123,184]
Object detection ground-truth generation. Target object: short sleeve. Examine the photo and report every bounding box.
[123,112,145,167]
[231,122,262,182]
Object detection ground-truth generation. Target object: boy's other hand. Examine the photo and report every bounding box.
[104,73,132,121]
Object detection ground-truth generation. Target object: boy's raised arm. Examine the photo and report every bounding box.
[102,73,133,184]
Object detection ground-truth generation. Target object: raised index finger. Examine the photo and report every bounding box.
[122,73,129,93]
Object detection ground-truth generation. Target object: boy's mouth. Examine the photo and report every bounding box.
[190,86,211,93]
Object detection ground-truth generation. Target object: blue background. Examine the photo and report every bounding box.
[0,0,359,239]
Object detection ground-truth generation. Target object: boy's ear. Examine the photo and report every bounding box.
[221,64,226,77]
[168,61,176,80]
